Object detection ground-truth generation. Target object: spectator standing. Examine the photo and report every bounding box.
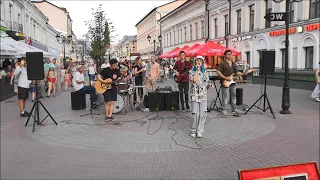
[101,59,110,69]
[88,63,96,86]
[14,57,31,117]
[311,63,320,102]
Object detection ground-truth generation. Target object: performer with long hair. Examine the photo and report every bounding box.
[189,56,210,138]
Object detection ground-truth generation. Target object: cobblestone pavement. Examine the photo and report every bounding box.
[1,80,319,180]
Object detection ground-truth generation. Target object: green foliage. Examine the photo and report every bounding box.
[85,4,110,65]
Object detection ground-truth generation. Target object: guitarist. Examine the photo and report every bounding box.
[216,50,243,116]
[173,51,193,112]
[97,59,121,121]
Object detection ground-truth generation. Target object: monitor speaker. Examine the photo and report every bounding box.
[147,92,165,111]
[26,52,45,80]
[259,50,275,74]
[164,92,179,111]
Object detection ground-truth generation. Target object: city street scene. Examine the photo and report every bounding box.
[1,0,319,180]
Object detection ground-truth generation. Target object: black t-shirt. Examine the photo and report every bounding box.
[134,64,143,84]
[216,60,238,77]
[99,67,121,92]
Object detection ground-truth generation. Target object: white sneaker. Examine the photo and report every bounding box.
[316,97,320,102]
[221,110,228,116]
[190,133,196,138]
[197,133,203,138]
[232,109,242,114]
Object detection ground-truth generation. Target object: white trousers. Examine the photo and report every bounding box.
[191,101,207,134]
[311,84,319,99]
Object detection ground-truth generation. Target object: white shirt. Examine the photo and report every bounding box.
[72,72,84,91]
[101,63,110,69]
[14,66,31,88]
[88,66,95,75]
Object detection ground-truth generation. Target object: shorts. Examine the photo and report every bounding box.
[135,80,143,97]
[103,90,117,103]
[89,74,95,81]
[30,86,36,93]
[48,78,56,83]
[18,86,29,100]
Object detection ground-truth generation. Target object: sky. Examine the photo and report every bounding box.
[48,0,172,44]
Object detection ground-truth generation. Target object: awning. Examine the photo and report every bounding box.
[168,45,190,58]
[0,38,21,56]
[3,37,54,58]
[187,41,241,57]
[159,47,179,58]
[185,44,202,57]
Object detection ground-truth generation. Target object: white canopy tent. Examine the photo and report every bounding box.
[0,38,21,57]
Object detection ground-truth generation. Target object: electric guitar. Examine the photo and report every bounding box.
[95,78,123,94]
[174,70,189,83]
[222,74,237,88]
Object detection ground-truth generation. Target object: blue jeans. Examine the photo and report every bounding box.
[76,86,97,103]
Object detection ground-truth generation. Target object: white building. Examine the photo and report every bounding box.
[46,24,61,59]
[160,0,320,69]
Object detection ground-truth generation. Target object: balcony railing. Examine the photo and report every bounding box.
[5,21,23,33]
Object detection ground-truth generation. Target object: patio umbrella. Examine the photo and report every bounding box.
[185,44,201,57]
[193,41,241,57]
[159,47,179,58]
[165,47,182,58]
[168,45,190,58]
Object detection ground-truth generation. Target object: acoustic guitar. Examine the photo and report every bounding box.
[222,74,237,88]
[95,78,123,94]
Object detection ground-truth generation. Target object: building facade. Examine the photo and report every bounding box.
[135,0,185,60]
[118,35,137,59]
[160,0,208,54]
[32,0,74,58]
[77,38,89,62]
[209,0,320,69]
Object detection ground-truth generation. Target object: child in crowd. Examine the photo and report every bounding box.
[60,65,66,90]
[47,67,56,97]
[64,70,72,91]
[164,65,169,81]
[30,80,36,102]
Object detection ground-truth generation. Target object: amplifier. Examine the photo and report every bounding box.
[164,91,179,111]
[146,91,179,111]
[147,92,165,111]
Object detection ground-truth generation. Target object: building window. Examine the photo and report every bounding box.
[249,5,255,32]
[236,10,241,34]
[184,26,187,42]
[246,52,250,65]
[195,23,198,39]
[265,0,272,28]
[0,1,4,21]
[288,1,294,23]
[190,24,192,41]
[173,30,175,45]
[9,3,12,26]
[224,14,229,36]
[305,46,314,69]
[281,49,286,69]
[18,13,20,24]
[214,18,218,39]
[177,30,179,44]
[166,33,169,46]
[310,0,320,19]
[169,32,171,46]
[201,21,204,39]
[180,28,182,43]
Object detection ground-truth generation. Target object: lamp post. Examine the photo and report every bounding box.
[147,35,162,55]
[272,0,302,114]
[56,34,72,65]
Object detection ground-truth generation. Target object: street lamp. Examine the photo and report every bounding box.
[272,0,303,114]
[56,33,72,65]
[147,35,162,55]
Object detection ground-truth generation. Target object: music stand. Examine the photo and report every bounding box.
[208,76,223,112]
[245,74,276,119]
[80,98,101,119]
[25,81,57,132]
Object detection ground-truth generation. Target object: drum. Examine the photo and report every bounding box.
[113,94,124,114]
[117,82,128,93]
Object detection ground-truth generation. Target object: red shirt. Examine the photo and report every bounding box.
[173,60,193,83]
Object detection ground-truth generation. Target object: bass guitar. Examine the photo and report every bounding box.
[95,78,123,94]
[174,70,189,83]
[222,74,237,88]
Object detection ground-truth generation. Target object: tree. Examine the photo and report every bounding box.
[85,4,110,68]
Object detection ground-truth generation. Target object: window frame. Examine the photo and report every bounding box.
[224,14,229,36]
[236,10,242,34]
[214,18,218,39]
[249,5,255,32]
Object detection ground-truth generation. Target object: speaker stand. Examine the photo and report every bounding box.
[25,81,57,132]
[245,74,276,119]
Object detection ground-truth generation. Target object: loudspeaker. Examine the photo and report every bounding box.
[147,92,165,111]
[26,52,45,80]
[164,91,179,111]
[259,50,275,74]
[71,92,86,110]
[236,88,243,105]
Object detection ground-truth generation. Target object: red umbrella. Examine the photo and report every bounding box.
[215,48,241,56]
[169,45,190,58]
[166,47,182,58]
[159,47,179,58]
[185,44,201,57]
[194,41,241,56]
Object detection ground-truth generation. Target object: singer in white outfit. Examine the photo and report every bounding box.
[189,56,210,138]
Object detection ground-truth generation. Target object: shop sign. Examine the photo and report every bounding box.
[213,41,224,44]
[305,23,320,31]
[269,28,297,36]
[231,35,253,42]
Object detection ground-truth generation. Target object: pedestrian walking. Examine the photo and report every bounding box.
[311,63,320,102]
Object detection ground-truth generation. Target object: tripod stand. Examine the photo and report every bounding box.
[80,100,101,119]
[25,81,57,132]
[245,74,276,119]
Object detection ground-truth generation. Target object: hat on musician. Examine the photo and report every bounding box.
[195,56,204,61]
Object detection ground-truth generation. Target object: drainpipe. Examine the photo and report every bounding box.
[205,0,209,42]
[225,0,231,47]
